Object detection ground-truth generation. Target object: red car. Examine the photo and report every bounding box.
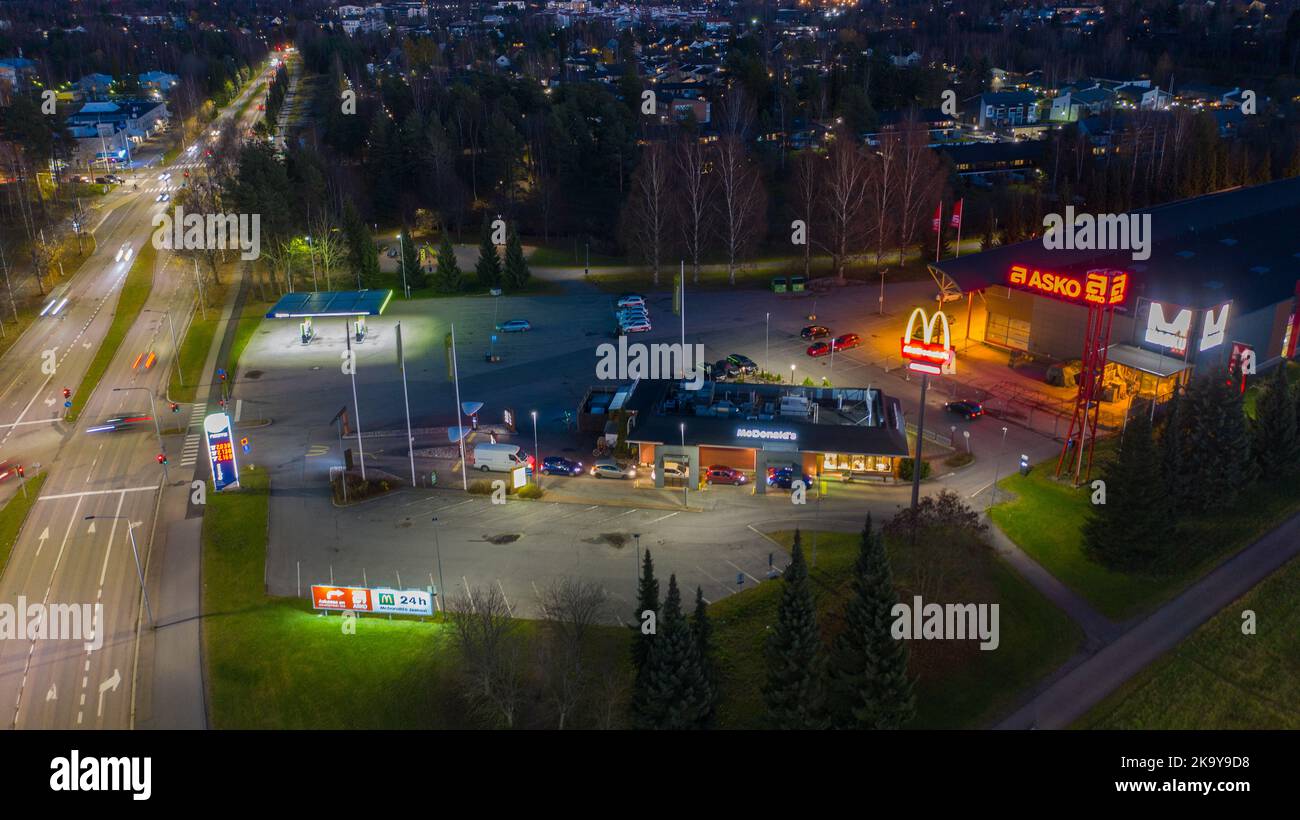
[833,333,861,351]
[706,465,748,485]
[806,341,832,357]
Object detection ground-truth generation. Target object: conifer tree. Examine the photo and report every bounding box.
[1082,409,1169,571]
[640,575,711,729]
[433,233,463,293]
[475,219,502,290]
[502,226,531,291]
[628,549,659,728]
[399,228,426,290]
[1159,383,1193,511]
[827,514,915,729]
[763,531,827,729]
[1185,371,1251,507]
[1251,364,1299,478]
[691,585,718,728]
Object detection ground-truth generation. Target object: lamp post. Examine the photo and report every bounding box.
[531,410,539,485]
[144,308,182,387]
[879,268,887,315]
[991,426,1009,505]
[765,312,770,376]
[679,422,687,509]
[790,364,796,384]
[396,322,415,487]
[397,232,409,298]
[430,516,446,614]
[85,515,154,629]
[305,236,318,292]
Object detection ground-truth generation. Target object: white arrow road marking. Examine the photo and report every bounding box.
[82,341,92,349]
[35,527,49,557]
[86,521,96,534]
[97,669,120,718]
[46,684,56,702]
[43,397,55,407]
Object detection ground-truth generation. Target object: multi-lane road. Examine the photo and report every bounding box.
[0,66,272,729]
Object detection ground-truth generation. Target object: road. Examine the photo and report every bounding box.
[0,66,272,729]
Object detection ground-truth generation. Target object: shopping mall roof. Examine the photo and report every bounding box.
[937,177,1300,314]
[265,290,393,318]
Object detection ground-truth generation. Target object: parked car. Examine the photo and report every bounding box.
[726,354,758,374]
[497,319,532,332]
[590,460,636,479]
[944,400,984,420]
[806,342,832,358]
[800,325,831,340]
[94,176,111,185]
[387,248,399,258]
[621,319,652,333]
[833,333,861,352]
[472,443,530,472]
[616,294,646,309]
[766,467,814,489]
[710,359,738,381]
[706,465,747,485]
[651,463,688,482]
[616,308,649,322]
[541,456,583,476]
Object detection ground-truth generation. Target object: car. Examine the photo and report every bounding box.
[800,325,831,341]
[85,412,154,433]
[832,333,861,351]
[621,320,652,333]
[726,354,758,374]
[616,307,649,321]
[115,242,131,262]
[497,319,532,332]
[806,341,832,358]
[616,294,646,309]
[0,461,15,482]
[541,456,583,476]
[95,176,111,185]
[106,174,124,183]
[617,314,650,327]
[944,400,984,420]
[766,467,814,490]
[156,192,170,202]
[387,248,399,258]
[706,465,747,485]
[710,359,739,380]
[590,460,636,479]
[651,463,688,481]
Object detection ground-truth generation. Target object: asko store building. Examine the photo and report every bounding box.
[937,179,1300,401]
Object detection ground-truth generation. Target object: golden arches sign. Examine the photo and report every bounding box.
[901,307,954,374]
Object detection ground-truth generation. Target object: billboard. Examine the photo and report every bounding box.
[1007,265,1129,306]
[901,308,955,375]
[204,412,239,491]
[310,585,434,616]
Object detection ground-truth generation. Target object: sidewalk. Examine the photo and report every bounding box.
[134,264,244,729]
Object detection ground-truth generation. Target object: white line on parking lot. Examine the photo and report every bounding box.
[746,525,784,547]
[725,560,762,585]
[969,481,993,499]
[496,580,513,615]
[646,511,679,524]
[611,508,639,518]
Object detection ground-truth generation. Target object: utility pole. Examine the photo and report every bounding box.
[396,322,416,487]
[346,321,366,480]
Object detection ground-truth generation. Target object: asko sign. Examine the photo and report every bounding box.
[1007,265,1129,306]
[310,585,434,616]
[901,308,954,375]
[311,585,372,612]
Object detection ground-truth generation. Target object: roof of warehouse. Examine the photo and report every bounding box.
[936,178,1300,313]
[265,290,393,318]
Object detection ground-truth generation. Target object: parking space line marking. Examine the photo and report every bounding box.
[725,559,763,585]
[746,524,784,548]
[496,580,512,615]
[647,511,679,524]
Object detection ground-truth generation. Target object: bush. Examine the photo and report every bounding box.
[944,452,974,468]
[516,484,544,499]
[898,457,931,481]
[468,480,495,495]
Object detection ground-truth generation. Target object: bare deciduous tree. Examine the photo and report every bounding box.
[714,134,766,286]
[674,132,713,285]
[818,132,869,282]
[536,578,607,729]
[448,584,525,728]
[791,150,819,280]
[621,141,671,286]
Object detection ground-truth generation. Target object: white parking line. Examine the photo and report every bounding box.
[646,511,680,524]
[725,560,763,585]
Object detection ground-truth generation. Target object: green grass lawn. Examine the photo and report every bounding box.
[228,299,272,375]
[1077,553,1300,729]
[65,242,156,423]
[711,529,1081,729]
[991,444,1300,620]
[527,243,628,268]
[0,472,48,579]
[167,304,222,404]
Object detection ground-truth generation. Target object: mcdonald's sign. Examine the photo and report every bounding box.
[901,308,955,375]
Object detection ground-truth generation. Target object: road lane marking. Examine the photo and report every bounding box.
[647,512,680,524]
[38,486,157,501]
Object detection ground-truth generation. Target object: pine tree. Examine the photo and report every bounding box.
[1159,383,1194,511]
[1082,409,1170,571]
[475,220,502,290]
[433,233,463,293]
[1251,364,1299,478]
[502,226,531,291]
[342,202,380,288]
[400,228,426,290]
[640,575,712,729]
[691,585,718,728]
[827,514,915,729]
[1185,371,1251,507]
[763,531,827,729]
[628,549,659,727]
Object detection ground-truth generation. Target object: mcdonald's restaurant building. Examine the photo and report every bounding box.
[618,379,911,493]
[936,179,1300,401]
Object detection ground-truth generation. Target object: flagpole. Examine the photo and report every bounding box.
[954,200,964,258]
[450,323,468,491]
[934,202,943,263]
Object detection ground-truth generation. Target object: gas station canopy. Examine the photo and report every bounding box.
[265,290,393,319]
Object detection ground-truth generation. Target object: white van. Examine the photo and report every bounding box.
[472,443,530,472]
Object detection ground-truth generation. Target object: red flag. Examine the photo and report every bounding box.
[931,203,942,232]
[949,199,963,229]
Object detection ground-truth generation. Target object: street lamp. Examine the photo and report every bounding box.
[397,232,409,298]
[765,312,770,376]
[304,236,319,292]
[790,364,796,384]
[531,410,539,485]
[679,422,687,509]
[991,426,1009,504]
[143,308,182,387]
[85,515,154,629]
[430,516,446,614]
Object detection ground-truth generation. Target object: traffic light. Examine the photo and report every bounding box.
[62,387,71,399]
[156,453,168,465]
[170,402,179,413]
[16,466,24,478]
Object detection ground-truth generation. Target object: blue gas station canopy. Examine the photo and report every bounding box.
[265,290,393,319]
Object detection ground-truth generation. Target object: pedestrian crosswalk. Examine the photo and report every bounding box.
[180,402,206,467]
